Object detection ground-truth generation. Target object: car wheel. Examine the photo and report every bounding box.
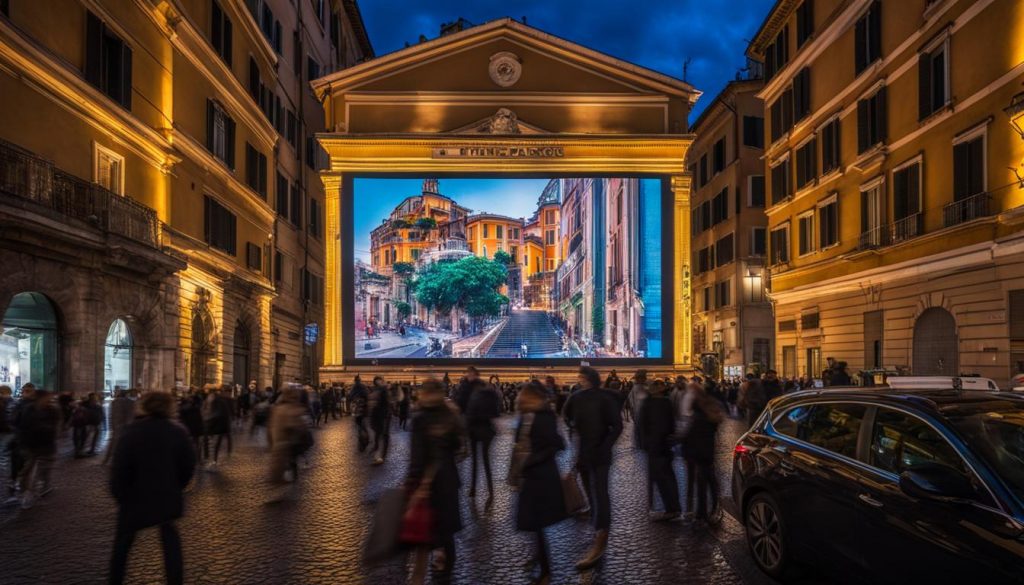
[745,492,789,578]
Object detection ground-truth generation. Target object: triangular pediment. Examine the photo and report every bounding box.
[312,18,698,100]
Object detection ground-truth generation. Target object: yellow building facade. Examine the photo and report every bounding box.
[749,0,1024,384]
[0,0,371,392]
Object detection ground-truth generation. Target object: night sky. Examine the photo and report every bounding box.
[358,0,775,124]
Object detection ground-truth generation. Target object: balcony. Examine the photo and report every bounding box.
[943,192,991,228]
[856,213,923,251]
[0,140,159,247]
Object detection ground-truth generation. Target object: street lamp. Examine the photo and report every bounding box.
[1006,91,1024,140]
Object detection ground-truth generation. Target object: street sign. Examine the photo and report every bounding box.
[304,323,319,345]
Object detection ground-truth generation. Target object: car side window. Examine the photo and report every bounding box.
[773,403,866,459]
[870,408,967,476]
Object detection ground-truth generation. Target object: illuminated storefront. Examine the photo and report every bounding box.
[0,292,58,393]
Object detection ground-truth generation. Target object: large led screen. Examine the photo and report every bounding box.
[351,177,666,361]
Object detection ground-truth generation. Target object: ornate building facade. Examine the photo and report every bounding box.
[749,0,1024,385]
[0,0,371,393]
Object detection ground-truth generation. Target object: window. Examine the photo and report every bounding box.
[206,99,235,167]
[286,110,297,148]
[743,116,764,148]
[864,310,883,369]
[699,154,709,187]
[753,338,771,366]
[511,227,520,240]
[818,196,838,248]
[770,88,794,142]
[94,144,124,195]
[782,345,797,377]
[765,25,789,81]
[796,138,817,189]
[793,67,811,122]
[802,312,820,330]
[893,160,922,221]
[545,209,555,224]
[700,201,711,231]
[715,280,731,308]
[855,1,882,75]
[290,182,302,229]
[770,225,790,265]
[770,158,791,204]
[697,247,711,274]
[246,242,262,271]
[203,195,236,255]
[496,225,504,239]
[1,0,7,16]
[712,188,728,225]
[308,198,321,238]
[712,138,726,175]
[919,37,949,120]
[715,233,734,266]
[274,251,286,284]
[248,57,261,102]
[211,2,233,66]
[751,227,767,256]
[307,55,320,82]
[953,132,985,201]
[245,143,267,198]
[773,403,866,459]
[860,180,885,245]
[85,11,132,109]
[796,1,814,47]
[798,211,815,255]
[821,117,841,174]
[870,408,967,476]
[483,224,489,238]
[276,172,289,219]
[545,229,555,245]
[807,347,822,377]
[857,86,887,153]
[702,286,711,312]
[749,175,765,207]
[300,269,324,306]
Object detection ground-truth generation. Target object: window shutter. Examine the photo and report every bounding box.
[854,16,867,73]
[224,15,233,66]
[908,164,921,215]
[259,153,267,197]
[860,190,870,233]
[869,1,882,62]
[857,99,869,153]
[876,86,887,143]
[203,196,212,245]
[85,12,104,85]
[225,117,236,169]
[120,43,132,109]
[918,52,932,120]
[953,142,968,201]
[968,138,984,197]
[212,3,222,52]
[205,99,215,151]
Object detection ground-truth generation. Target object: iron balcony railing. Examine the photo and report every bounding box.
[0,140,159,247]
[856,213,924,251]
[943,192,992,228]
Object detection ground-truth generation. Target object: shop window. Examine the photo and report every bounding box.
[104,318,132,395]
[1,292,59,392]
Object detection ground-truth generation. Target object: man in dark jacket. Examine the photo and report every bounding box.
[465,378,501,505]
[563,366,622,571]
[639,380,681,521]
[738,374,768,427]
[109,391,196,585]
[368,376,392,465]
[762,370,783,401]
[454,366,480,414]
[349,377,369,452]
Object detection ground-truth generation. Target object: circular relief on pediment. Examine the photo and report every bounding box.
[489,52,522,88]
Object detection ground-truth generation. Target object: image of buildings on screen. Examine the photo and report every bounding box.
[354,178,663,359]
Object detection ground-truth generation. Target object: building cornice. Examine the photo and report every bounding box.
[0,17,177,172]
[170,128,276,226]
[146,0,278,151]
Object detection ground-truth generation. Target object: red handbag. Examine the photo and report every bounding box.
[399,489,435,544]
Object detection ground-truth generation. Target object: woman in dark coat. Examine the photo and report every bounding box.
[109,391,196,585]
[515,381,568,585]
[406,379,464,584]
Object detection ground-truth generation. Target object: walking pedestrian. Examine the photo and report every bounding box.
[397,384,411,430]
[368,376,392,465]
[640,380,681,521]
[738,374,768,427]
[563,366,622,571]
[406,379,464,584]
[267,387,311,502]
[108,391,196,585]
[454,367,480,414]
[465,374,501,507]
[514,381,568,585]
[15,385,60,509]
[178,394,204,462]
[202,385,233,468]
[103,389,136,465]
[0,385,13,494]
[350,376,370,452]
[628,370,649,447]
[684,382,724,524]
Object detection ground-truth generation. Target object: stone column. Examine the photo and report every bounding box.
[322,173,343,367]
[671,175,692,369]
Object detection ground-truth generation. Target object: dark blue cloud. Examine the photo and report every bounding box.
[358,0,774,123]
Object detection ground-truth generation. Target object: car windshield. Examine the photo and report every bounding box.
[947,404,1024,506]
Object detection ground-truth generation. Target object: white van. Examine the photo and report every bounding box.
[886,376,1000,392]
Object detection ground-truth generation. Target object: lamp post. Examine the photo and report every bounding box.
[1005,91,1024,189]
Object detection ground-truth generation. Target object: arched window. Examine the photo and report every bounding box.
[104,318,132,395]
[1,292,59,392]
[913,307,958,375]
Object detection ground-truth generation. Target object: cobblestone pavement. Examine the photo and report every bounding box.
[0,410,791,585]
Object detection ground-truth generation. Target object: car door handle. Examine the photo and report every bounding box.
[858,493,884,508]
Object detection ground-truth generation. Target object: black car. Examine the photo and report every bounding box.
[732,388,1024,584]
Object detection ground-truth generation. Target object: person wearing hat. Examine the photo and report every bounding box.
[109,391,195,584]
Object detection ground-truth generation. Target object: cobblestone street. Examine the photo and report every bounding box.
[0,413,782,585]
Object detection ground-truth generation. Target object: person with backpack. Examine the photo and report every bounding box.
[108,391,195,585]
[14,386,60,509]
[465,373,501,507]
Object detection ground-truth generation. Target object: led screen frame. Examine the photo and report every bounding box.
[341,172,675,367]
